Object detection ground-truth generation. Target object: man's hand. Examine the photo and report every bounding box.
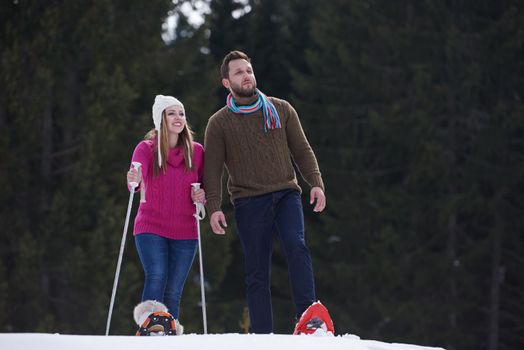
[210,211,227,234]
[310,187,326,213]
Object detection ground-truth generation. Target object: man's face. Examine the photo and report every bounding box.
[222,59,257,98]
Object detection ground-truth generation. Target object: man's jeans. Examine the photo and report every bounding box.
[234,189,316,333]
[135,233,197,319]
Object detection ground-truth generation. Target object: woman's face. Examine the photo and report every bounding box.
[164,105,186,134]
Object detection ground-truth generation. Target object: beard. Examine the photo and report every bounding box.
[230,80,257,98]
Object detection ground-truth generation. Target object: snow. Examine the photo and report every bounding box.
[1,332,445,350]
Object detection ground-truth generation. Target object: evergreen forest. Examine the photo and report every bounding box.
[1,1,523,350]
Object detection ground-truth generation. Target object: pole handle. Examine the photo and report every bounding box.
[191,183,206,220]
[129,162,142,189]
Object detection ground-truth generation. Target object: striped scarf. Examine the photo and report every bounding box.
[226,89,281,132]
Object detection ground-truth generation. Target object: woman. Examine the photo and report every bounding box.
[127,95,205,334]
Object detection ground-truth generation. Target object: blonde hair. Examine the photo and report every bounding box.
[145,111,195,176]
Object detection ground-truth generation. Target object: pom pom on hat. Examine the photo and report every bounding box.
[152,95,184,166]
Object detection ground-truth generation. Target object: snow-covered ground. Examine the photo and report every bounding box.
[1,332,445,350]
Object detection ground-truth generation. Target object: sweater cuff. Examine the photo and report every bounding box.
[308,174,325,193]
[205,200,222,215]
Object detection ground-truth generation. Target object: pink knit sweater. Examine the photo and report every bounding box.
[129,140,204,240]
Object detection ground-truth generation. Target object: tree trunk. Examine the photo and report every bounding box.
[40,84,53,318]
[447,212,458,330]
[488,226,501,350]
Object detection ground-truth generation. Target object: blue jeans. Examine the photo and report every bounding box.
[135,233,197,319]
[234,189,316,333]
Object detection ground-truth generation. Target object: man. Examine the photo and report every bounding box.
[203,50,326,333]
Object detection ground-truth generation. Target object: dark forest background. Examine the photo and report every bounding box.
[1,1,523,350]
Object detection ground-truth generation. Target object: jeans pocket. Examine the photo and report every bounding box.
[233,196,252,209]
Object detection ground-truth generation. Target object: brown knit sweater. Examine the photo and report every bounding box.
[203,96,324,214]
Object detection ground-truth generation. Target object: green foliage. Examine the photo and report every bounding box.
[1,1,523,350]
[291,1,524,349]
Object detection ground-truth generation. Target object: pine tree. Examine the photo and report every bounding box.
[1,0,178,334]
[292,1,524,349]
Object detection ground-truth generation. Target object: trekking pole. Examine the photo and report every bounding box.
[105,161,141,336]
[191,182,208,334]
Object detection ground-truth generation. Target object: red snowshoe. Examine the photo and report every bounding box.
[293,301,335,335]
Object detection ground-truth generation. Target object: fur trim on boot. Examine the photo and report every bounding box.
[174,319,184,335]
[133,300,168,326]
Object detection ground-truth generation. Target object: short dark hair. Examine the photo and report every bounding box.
[220,50,251,79]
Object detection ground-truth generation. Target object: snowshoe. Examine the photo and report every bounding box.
[293,301,334,335]
[136,311,178,336]
[133,300,184,336]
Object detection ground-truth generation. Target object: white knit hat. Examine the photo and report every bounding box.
[152,95,184,166]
